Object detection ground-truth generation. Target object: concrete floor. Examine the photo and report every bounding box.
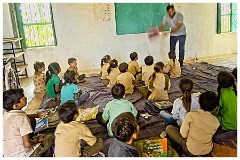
[19,53,237,110]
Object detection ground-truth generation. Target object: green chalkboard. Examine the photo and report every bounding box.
[115,3,170,35]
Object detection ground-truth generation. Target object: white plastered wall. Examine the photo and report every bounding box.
[3,3,237,77]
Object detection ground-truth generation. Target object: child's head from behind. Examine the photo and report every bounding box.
[168,51,176,60]
[68,58,77,67]
[217,71,237,98]
[107,59,119,74]
[199,91,218,111]
[154,62,164,73]
[3,88,27,111]
[179,78,193,112]
[48,62,61,74]
[58,100,78,123]
[130,52,138,61]
[101,55,111,67]
[112,83,125,99]
[232,67,237,81]
[64,70,76,84]
[34,61,45,72]
[217,71,235,88]
[179,78,193,93]
[119,62,128,73]
[144,56,154,66]
[112,112,139,143]
[109,59,118,69]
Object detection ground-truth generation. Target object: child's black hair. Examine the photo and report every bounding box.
[154,62,164,73]
[168,51,176,68]
[232,67,237,81]
[112,83,125,99]
[199,91,219,111]
[179,78,193,112]
[34,61,45,72]
[217,71,237,101]
[149,62,165,89]
[68,58,76,65]
[112,112,138,142]
[107,59,118,74]
[144,56,154,66]
[119,62,128,73]
[58,100,78,123]
[3,88,24,111]
[130,52,138,61]
[63,70,76,84]
[101,55,111,67]
[46,62,61,85]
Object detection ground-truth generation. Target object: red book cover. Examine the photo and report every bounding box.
[147,27,160,41]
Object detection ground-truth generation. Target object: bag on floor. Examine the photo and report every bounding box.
[144,100,173,115]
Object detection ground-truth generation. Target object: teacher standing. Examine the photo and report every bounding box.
[159,5,186,67]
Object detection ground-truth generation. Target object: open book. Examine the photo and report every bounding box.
[192,92,201,97]
[34,117,48,133]
[153,101,173,110]
[76,105,99,122]
[134,137,167,157]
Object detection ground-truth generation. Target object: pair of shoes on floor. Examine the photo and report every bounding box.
[91,151,105,157]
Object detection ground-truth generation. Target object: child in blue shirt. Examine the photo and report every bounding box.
[61,70,89,106]
[96,83,139,137]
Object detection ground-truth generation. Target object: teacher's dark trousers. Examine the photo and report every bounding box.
[170,35,186,67]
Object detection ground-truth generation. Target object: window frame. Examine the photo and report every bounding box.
[217,3,237,34]
[14,3,57,48]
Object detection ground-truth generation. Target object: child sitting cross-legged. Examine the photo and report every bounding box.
[163,51,181,78]
[26,61,46,114]
[142,56,154,86]
[96,83,139,137]
[148,62,171,100]
[128,52,142,84]
[67,58,86,83]
[107,59,120,88]
[215,71,237,131]
[46,62,61,98]
[3,89,53,157]
[108,112,140,157]
[54,100,103,157]
[159,78,200,127]
[166,91,220,156]
[61,70,89,106]
[138,56,154,99]
[100,55,111,86]
[117,62,135,95]
[32,61,46,101]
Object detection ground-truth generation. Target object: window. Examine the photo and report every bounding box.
[217,3,237,33]
[14,3,57,48]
